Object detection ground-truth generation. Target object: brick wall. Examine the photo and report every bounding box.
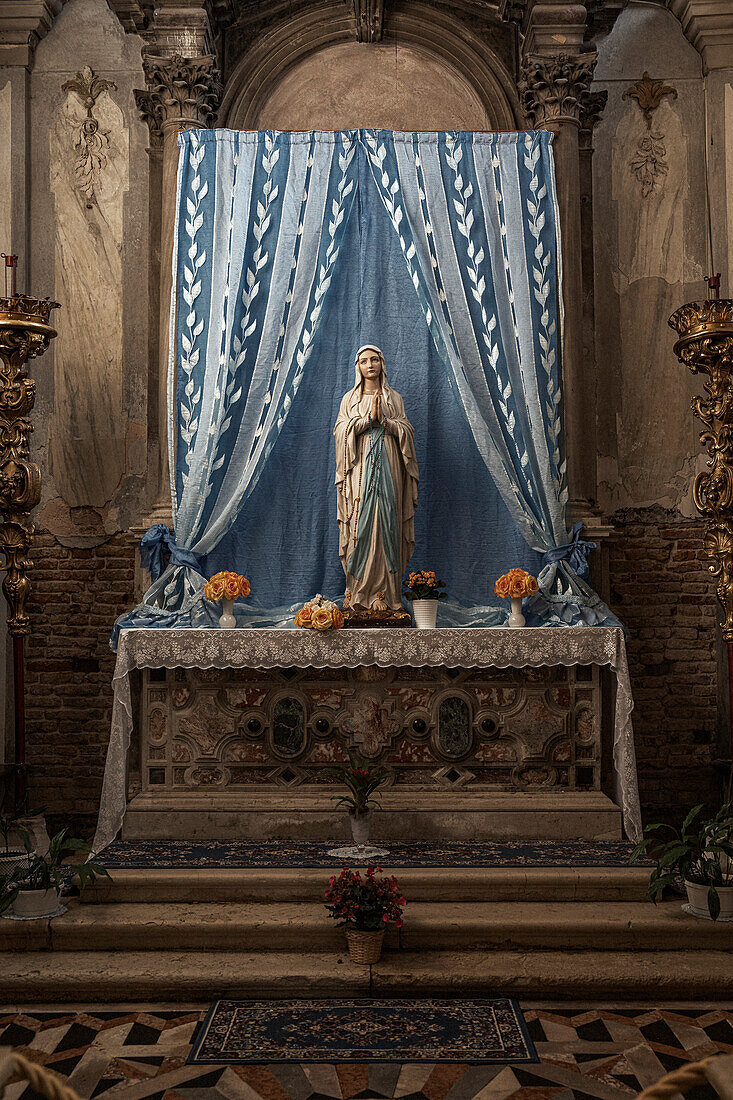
[24,531,136,836]
[608,505,722,824]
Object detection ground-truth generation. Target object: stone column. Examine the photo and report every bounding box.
[135,53,221,521]
[519,52,599,521]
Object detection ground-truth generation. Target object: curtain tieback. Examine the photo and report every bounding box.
[139,524,204,583]
[541,522,597,580]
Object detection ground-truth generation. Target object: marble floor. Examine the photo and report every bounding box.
[1,1003,731,1100]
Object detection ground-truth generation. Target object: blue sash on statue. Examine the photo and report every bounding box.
[347,423,400,579]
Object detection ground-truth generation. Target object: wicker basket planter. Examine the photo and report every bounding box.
[344,926,385,964]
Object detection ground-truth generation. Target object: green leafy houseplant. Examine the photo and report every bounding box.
[0,829,111,916]
[630,803,733,921]
[324,749,392,816]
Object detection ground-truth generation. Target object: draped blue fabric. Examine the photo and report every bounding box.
[111,128,617,648]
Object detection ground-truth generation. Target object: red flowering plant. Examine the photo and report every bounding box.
[323,748,392,816]
[324,866,406,931]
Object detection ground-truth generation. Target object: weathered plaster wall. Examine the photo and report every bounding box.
[593,1,708,517]
[30,0,149,543]
[253,41,492,131]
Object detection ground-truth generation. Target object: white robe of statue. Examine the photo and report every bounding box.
[334,345,419,611]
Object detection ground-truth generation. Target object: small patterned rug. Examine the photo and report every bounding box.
[98,839,644,868]
[188,999,539,1064]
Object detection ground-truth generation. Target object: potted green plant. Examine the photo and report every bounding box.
[2,829,111,919]
[324,865,405,964]
[403,570,447,629]
[325,749,392,850]
[630,803,733,920]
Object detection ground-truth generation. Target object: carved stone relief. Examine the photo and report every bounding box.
[139,666,602,797]
[622,73,678,198]
[49,67,128,508]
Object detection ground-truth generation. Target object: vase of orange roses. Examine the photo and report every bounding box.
[204,571,251,629]
[494,568,538,628]
[403,570,447,629]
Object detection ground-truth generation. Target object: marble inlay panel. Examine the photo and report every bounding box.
[49,78,128,507]
[139,666,602,795]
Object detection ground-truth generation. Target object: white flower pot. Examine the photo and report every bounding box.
[685,880,733,920]
[12,887,59,919]
[349,810,372,848]
[218,598,236,629]
[507,596,526,628]
[413,600,438,629]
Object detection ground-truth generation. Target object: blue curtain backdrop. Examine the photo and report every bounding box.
[112,128,617,646]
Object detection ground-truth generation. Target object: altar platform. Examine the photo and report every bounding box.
[95,626,641,850]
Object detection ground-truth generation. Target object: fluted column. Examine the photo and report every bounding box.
[135,53,221,518]
[520,53,599,521]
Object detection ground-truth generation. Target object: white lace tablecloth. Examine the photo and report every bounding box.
[92,626,641,852]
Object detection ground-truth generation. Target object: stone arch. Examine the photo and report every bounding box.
[220,1,520,131]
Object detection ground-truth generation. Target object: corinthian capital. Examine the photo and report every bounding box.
[135,53,222,141]
[519,53,598,127]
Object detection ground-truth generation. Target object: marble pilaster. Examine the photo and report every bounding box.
[520,50,600,520]
[134,52,221,521]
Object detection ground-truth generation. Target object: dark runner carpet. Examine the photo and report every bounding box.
[188,998,539,1064]
[98,839,644,868]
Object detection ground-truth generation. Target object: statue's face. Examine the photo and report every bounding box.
[357,349,382,384]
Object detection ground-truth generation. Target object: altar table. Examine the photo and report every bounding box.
[93,627,641,852]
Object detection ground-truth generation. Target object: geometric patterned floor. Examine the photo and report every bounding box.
[1,1004,730,1099]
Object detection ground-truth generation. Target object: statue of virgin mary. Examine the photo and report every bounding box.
[334,345,419,611]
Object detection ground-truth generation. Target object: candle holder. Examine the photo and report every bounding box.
[669,278,733,794]
[0,267,59,803]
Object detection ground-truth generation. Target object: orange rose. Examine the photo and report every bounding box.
[494,576,510,599]
[223,576,241,600]
[332,607,344,630]
[294,607,313,628]
[528,575,538,594]
[205,577,226,601]
[311,606,334,631]
[239,577,251,598]
[509,576,526,598]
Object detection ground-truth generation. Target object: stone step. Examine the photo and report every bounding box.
[6,899,725,954]
[1,947,730,1003]
[124,790,623,842]
[82,865,651,904]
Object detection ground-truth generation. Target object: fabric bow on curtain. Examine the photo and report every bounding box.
[112,127,616,649]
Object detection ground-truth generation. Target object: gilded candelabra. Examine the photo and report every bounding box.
[0,256,58,800]
[669,279,733,789]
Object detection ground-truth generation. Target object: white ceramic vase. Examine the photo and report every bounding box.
[218,598,236,629]
[12,887,59,919]
[349,809,372,849]
[413,600,438,629]
[507,596,525,628]
[685,880,733,920]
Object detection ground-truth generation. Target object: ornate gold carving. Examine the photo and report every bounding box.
[669,297,733,640]
[623,73,678,198]
[134,53,222,141]
[0,295,59,634]
[345,0,385,42]
[519,53,597,127]
[61,66,118,208]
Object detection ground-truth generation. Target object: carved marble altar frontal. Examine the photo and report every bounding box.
[93,628,641,852]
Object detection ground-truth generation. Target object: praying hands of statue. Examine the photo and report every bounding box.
[371,393,382,423]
